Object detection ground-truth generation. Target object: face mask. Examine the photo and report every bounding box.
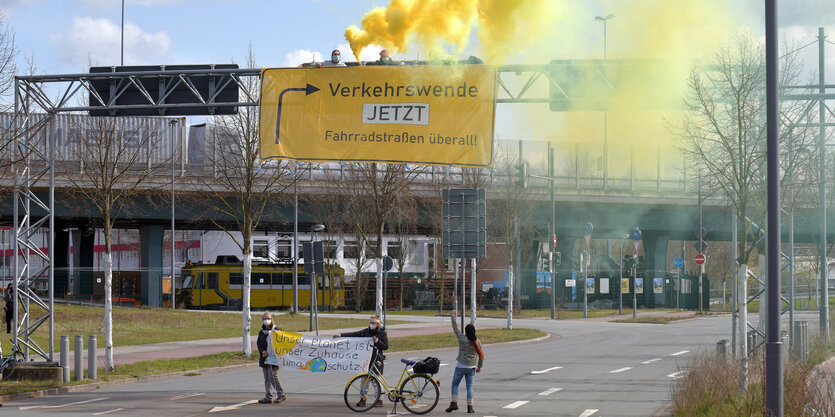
[263,319,271,326]
[332,54,340,63]
[369,324,376,330]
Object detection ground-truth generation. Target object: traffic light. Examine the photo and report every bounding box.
[515,162,528,188]
[554,251,561,266]
[624,255,637,269]
[631,255,638,269]
[541,252,552,272]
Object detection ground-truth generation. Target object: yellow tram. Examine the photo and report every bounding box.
[180,257,345,310]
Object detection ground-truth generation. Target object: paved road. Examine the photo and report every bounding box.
[4,312,822,417]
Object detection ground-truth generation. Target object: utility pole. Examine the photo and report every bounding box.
[817,26,830,342]
[550,144,556,320]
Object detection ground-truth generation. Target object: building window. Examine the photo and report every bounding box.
[253,240,269,259]
[387,241,403,260]
[275,240,292,260]
[343,241,360,259]
[323,240,337,259]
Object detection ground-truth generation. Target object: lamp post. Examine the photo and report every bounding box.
[310,224,325,335]
[594,14,614,190]
[169,119,177,310]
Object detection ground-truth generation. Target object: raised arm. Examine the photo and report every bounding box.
[450,311,461,337]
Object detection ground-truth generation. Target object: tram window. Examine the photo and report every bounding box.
[252,272,270,285]
[298,273,311,286]
[183,275,194,289]
[272,272,291,286]
[344,241,360,259]
[206,273,219,289]
[196,272,206,289]
[230,272,243,287]
[334,274,343,289]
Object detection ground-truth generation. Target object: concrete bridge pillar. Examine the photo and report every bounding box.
[140,225,163,307]
[643,233,671,308]
[77,229,94,296]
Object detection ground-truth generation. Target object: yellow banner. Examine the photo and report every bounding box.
[259,65,496,167]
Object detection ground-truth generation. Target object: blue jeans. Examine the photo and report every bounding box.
[451,367,475,399]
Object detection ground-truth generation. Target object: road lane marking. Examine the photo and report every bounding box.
[609,367,632,374]
[169,393,206,401]
[503,401,530,409]
[579,409,599,417]
[537,387,563,396]
[19,397,109,411]
[642,358,662,364]
[670,350,689,356]
[530,366,562,374]
[208,399,258,413]
[667,371,686,379]
[93,408,125,415]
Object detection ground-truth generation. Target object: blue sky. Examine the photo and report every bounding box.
[2,0,831,75]
[1,0,834,141]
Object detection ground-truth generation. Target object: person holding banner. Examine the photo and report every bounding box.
[446,310,484,414]
[335,315,388,407]
[257,312,286,404]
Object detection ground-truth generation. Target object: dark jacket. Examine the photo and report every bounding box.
[340,325,389,358]
[3,290,12,313]
[257,323,279,368]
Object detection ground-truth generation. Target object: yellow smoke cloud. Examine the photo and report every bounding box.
[345,0,553,64]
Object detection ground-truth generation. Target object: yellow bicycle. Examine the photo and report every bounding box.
[343,357,440,414]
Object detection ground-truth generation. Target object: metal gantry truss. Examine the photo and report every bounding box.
[9,49,834,361]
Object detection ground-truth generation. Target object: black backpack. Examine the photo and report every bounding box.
[413,356,440,374]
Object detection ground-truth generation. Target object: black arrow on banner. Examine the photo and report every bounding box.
[275,83,320,144]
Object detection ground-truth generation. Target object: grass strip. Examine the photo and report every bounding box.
[333,309,669,319]
[14,304,399,352]
[0,328,546,397]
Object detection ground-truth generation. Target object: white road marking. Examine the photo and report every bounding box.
[642,358,662,364]
[667,371,686,379]
[207,399,258,413]
[92,408,125,415]
[609,367,632,374]
[503,401,530,409]
[670,350,689,356]
[19,397,109,411]
[579,409,599,417]
[530,366,562,374]
[537,387,563,396]
[169,393,206,401]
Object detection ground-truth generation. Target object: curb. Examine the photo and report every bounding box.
[0,332,552,404]
[0,362,259,403]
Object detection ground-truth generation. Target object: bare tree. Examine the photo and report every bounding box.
[62,115,171,370]
[390,196,419,310]
[487,142,537,315]
[352,163,423,317]
[197,46,294,356]
[676,33,809,265]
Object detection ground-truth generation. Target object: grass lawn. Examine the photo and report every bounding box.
[0,328,546,397]
[15,304,398,352]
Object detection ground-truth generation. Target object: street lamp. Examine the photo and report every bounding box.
[595,14,614,190]
[310,224,325,334]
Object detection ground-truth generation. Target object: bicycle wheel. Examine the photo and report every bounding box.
[344,373,381,412]
[1,357,16,381]
[399,374,439,415]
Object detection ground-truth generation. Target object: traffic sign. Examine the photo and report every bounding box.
[259,66,497,167]
[584,235,591,251]
[633,240,640,254]
[694,253,706,265]
[632,227,642,241]
[673,257,684,268]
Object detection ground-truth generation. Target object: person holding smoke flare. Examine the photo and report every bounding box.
[445,310,484,413]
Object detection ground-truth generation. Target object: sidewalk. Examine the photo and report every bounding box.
[64,321,458,372]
